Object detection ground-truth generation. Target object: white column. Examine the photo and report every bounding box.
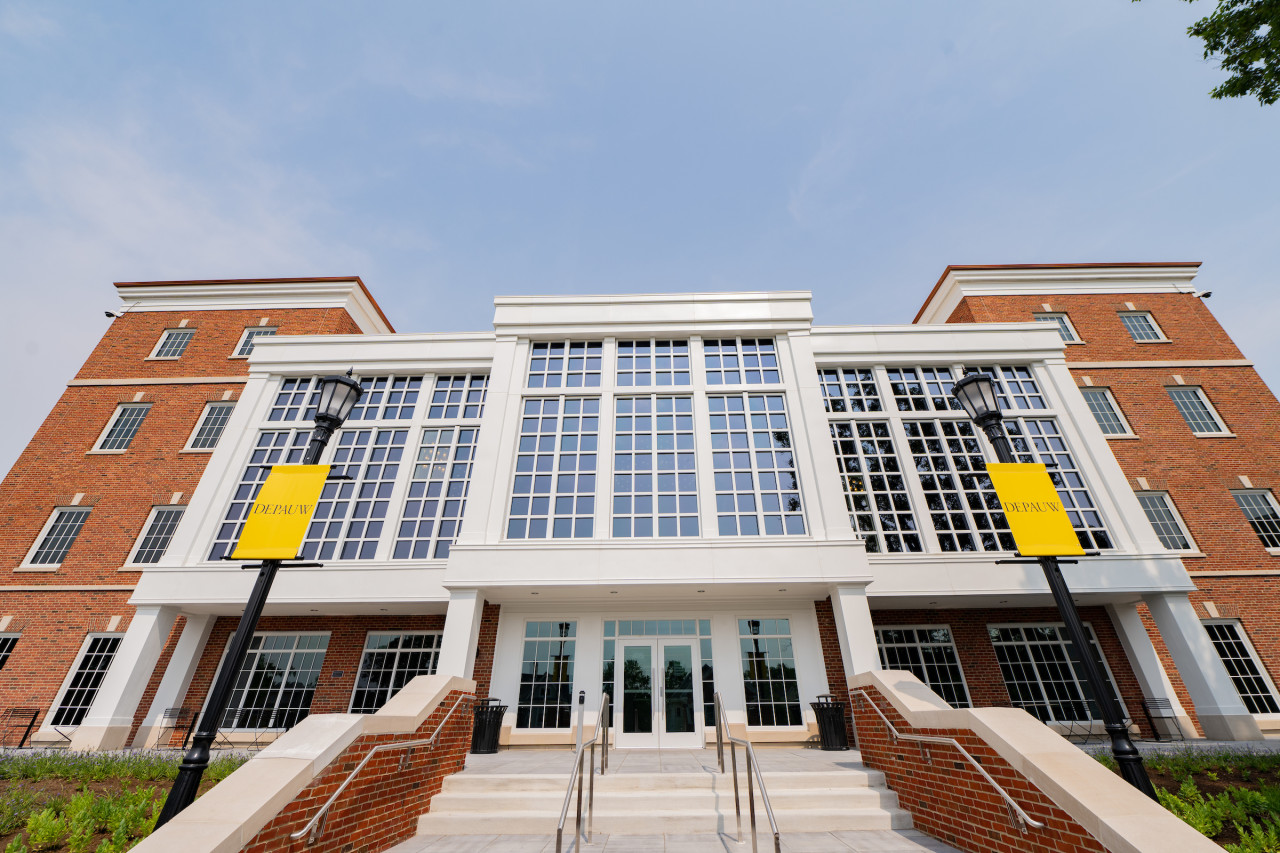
[132,614,215,748]
[1106,602,1195,737]
[1145,592,1264,741]
[437,589,486,679]
[829,584,880,680]
[70,606,179,751]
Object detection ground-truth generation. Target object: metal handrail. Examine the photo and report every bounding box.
[850,688,1045,832]
[555,692,609,853]
[289,693,474,844]
[714,692,781,853]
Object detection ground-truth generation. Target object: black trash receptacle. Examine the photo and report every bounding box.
[810,694,850,751]
[471,698,507,754]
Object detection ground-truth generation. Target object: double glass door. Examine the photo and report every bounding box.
[615,640,702,749]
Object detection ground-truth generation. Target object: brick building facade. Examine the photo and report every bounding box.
[0,267,1273,754]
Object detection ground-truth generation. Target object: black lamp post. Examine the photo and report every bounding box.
[950,371,1157,800]
[156,373,363,827]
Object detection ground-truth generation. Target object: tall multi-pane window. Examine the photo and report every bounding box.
[709,394,805,535]
[1080,388,1131,436]
[209,430,311,560]
[988,624,1119,724]
[1120,312,1165,342]
[818,368,883,413]
[152,329,195,359]
[704,338,780,385]
[269,377,320,421]
[427,375,488,419]
[508,398,599,539]
[903,419,1013,552]
[516,621,576,728]
[219,634,329,730]
[613,396,698,536]
[302,429,408,560]
[97,404,152,451]
[234,327,277,357]
[129,507,185,564]
[830,421,920,552]
[346,376,422,421]
[616,340,691,387]
[0,635,17,671]
[1137,493,1194,551]
[528,341,603,388]
[28,508,91,566]
[50,635,122,727]
[1204,621,1280,714]
[1033,313,1079,343]
[739,619,801,726]
[1233,491,1280,549]
[188,402,236,450]
[885,367,960,412]
[394,427,478,559]
[876,627,970,708]
[1005,418,1112,550]
[349,632,441,713]
[1168,387,1228,435]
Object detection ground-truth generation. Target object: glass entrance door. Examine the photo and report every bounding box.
[615,640,702,749]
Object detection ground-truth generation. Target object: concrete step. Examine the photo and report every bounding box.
[430,786,898,813]
[439,768,888,793]
[418,806,911,835]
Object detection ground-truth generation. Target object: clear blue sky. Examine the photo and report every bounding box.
[2,1,1278,474]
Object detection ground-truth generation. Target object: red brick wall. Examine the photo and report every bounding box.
[813,598,857,745]
[471,602,501,700]
[239,687,474,853]
[850,682,1108,853]
[178,615,448,725]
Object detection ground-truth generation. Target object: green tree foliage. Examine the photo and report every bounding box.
[1149,0,1280,105]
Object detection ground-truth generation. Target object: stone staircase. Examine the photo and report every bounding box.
[418,762,911,835]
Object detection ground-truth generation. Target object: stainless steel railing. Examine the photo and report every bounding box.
[555,692,610,853]
[714,692,781,853]
[850,688,1045,832]
[290,692,474,845]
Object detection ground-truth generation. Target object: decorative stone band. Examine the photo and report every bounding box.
[132,674,476,853]
[847,670,1219,853]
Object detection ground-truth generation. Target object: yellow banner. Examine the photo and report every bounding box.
[986,463,1085,557]
[231,465,330,560]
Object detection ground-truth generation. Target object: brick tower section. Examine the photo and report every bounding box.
[0,281,382,738]
[931,268,1280,730]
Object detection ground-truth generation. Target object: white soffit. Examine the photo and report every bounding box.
[113,278,394,334]
[915,265,1202,326]
[244,331,497,375]
[492,291,815,337]
[810,322,1067,365]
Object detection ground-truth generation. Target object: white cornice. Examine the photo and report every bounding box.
[112,279,394,334]
[915,265,1202,325]
[245,331,496,374]
[810,322,1067,365]
[491,291,814,337]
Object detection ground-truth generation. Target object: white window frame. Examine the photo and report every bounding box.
[1118,311,1169,343]
[1080,387,1135,438]
[231,326,278,358]
[183,401,237,452]
[987,622,1123,724]
[875,624,972,708]
[21,506,91,569]
[1032,312,1082,344]
[1167,386,1230,436]
[44,632,123,732]
[515,619,579,731]
[1203,619,1280,716]
[148,328,195,360]
[202,631,331,731]
[347,631,443,713]
[1135,491,1198,552]
[1232,490,1280,553]
[126,505,186,567]
[91,403,152,453]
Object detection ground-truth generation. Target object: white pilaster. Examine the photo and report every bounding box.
[70,606,180,751]
[437,589,486,679]
[132,614,215,748]
[1105,602,1195,738]
[829,584,880,680]
[1145,592,1264,741]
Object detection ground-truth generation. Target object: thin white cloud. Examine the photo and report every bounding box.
[0,4,60,43]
